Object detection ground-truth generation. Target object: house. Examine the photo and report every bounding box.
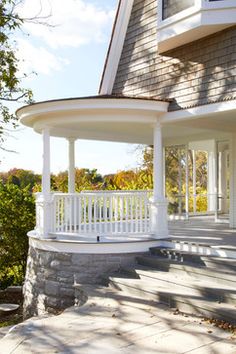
[17,0,236,316]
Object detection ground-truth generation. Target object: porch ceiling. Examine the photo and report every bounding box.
[162,99,236,144]
[17,96,169,144]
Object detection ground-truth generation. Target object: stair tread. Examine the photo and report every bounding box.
[133,265,236,288]
[137,255,236,277]
[109,276,236,319]
[110,271,236,295]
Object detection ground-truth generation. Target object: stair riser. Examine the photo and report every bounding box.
[109,280,236,325]
[150,249,236,272]
[137,257,236,288]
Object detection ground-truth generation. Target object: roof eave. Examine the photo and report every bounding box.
[99,0,134,95]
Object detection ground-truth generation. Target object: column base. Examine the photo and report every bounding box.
[35,193,54,238]
[150,197,169,239]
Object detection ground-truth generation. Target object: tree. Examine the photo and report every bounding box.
[0,168,41,190]
[0,0,33,149]
[0,182,35,288]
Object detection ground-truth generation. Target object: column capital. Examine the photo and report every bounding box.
[153,119,162,130]
[67,137,76,143]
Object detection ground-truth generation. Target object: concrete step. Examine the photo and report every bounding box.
[133,265,236,304]
[137,255,236,288]
[109,273,236,325]
[150,247,236,269]
[111,266,236,305]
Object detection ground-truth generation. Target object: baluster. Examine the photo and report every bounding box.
[130,196,134,233]
[99,195,102,234]
[144,194,148,233]
[125,196,128,233]
[120,195,124,233]
[115,196,118,234]
[78,195,81,233]
[135,195,139,233]
[69,195,72,233]
[104,195,108,234]
[139,194,142,233]
[74,194,77,233]
[109,195,113,233]
[94,195,97,234]
[88,195,92,233]
[83,195,86,233]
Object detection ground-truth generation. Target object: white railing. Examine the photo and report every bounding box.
[52,190,152,235]
[168,193,229,218]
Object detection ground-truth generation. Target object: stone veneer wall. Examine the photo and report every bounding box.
[23,245,145,317]
[112,0,236,111]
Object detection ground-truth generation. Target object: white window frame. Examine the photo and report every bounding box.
[157,0,236,53]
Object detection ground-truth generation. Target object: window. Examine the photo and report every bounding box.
[162,0,195,20]
[157,0,236,53]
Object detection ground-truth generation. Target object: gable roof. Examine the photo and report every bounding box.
[99,0,134,95]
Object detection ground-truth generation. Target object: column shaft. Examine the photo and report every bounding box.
[151,120,168,238]
[185,146,189,219]
[153,121,164,201]
[42,128,51,195]
[68,138,75,193]
[192,150,197,214]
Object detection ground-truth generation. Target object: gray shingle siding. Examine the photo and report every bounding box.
[112,0,236,111]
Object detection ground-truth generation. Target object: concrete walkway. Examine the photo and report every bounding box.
[0,286,235,354]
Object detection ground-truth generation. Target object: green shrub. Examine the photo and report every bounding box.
[0,183,35,289]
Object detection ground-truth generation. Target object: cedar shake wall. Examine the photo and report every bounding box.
[112,0,236,111]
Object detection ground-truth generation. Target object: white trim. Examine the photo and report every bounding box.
[162,99,236,125]
[100,0,134,94]
[28,234,162,254]
[18,98,169,129]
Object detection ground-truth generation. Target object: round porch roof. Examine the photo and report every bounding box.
[17,95,169,144]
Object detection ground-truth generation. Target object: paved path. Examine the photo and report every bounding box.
[0,286,235,354]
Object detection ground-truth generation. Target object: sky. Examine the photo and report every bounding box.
[1,0,141,175]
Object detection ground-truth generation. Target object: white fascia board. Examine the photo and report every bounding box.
[100,0,134,94]
[162,100,236,124]
[28,234,161,254]
[18,98,169,128]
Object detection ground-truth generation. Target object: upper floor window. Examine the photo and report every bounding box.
[162,0,195,20]
[157,0,236,52]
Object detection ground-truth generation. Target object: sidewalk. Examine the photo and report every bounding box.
[0,286,235,354]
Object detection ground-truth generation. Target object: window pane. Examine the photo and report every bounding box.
[162,0,195,20]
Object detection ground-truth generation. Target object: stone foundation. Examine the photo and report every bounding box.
[23,245,146,317]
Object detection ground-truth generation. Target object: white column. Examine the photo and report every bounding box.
[178,151,182,216]
[163,147,166,197]
[153,121,164,201]
[192,150,197,214]
[42,127,51,195]
[36,127,53,238]
[207,144,217,215]
[185,146,189,219]
[220,150,228,214]
[68,138,76,193]
[150,121,168,238]
[229,135,236,228]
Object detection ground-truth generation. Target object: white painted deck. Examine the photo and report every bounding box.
[169,216,235,248]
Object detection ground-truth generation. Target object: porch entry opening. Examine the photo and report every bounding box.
[165,141,229,220]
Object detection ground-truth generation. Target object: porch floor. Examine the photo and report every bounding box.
[169,216,236,249]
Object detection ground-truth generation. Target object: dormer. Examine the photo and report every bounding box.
[157,0,236,53]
